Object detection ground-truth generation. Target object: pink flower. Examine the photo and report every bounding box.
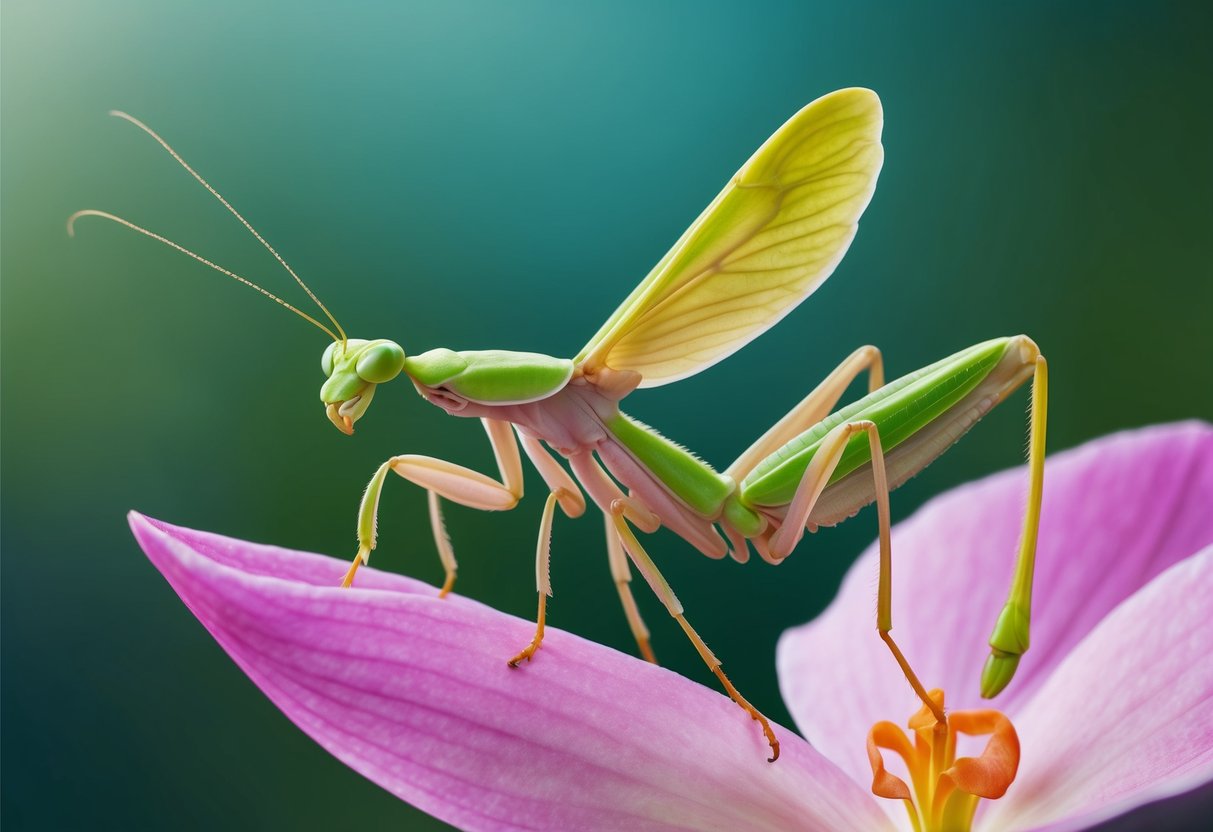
[131,422,1213,831]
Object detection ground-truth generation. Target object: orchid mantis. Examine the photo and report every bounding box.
[70,88,1048,763]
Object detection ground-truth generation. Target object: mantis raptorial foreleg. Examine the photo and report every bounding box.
[764,418,945,723]
[341,418,524,588]
[725,345,884,481]
[609,502,780,762]
[427,491,457,596]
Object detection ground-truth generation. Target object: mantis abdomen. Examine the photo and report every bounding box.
[597,335,1039,559]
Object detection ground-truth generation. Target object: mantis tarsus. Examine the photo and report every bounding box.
[71,88,1048,763]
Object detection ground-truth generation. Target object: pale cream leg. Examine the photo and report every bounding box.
[341,418,525,588]
[766,419,945,724]
[428,492,457,597]
[508,489,564,667]
[514,432,656,664]
[567,451,660,532]
[726,345,883,481]
[517,430,586,518]
[604,513,657,663]
[610,502,780,762]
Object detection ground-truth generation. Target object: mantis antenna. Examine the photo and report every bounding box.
[67,209,342,342]
[102,110,346,345]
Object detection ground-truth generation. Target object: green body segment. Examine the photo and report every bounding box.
[741,338,1012,507]
[605,412,734,517]
[722,493,765,536]
[403,348,574,404]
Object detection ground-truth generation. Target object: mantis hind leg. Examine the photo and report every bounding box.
[609,502,780,762]
[760,419,946,724]
[725,344,883,482]
[982,354,1048,697]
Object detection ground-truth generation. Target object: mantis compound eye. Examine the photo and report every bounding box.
[321,341,340,376]
[356,342,406,384]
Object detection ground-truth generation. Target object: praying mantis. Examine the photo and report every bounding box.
[70,88,1048,764]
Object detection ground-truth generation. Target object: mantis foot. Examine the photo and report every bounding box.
[711,664,780,762]
[508,592,547,667]
[507,638,543,668]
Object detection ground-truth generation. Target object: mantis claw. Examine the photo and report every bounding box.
[507,639,541,668]
[508,605,546,667]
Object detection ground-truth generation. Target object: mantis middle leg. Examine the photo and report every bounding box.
[508,430,587,666]
[609,501,781,762]
[567,451,662,663]
[506,488,566,667]
[605,514,657,664]
[343,418,585,667]
[506,435,658,667]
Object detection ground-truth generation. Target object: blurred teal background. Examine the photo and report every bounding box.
[3,1,1212,829]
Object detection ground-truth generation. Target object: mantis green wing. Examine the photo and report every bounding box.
[575,87,884,387]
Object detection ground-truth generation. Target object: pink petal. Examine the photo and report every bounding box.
[776,422,1213,793]
[981,546,1213,831]
[131,513,891,832]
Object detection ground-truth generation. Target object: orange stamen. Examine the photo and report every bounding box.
[866,689,1020,832]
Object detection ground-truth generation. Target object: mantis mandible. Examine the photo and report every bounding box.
[70,88,1048,763]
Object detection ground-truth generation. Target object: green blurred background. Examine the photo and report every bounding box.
[3,1,1211,829]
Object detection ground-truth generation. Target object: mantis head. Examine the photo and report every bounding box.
[320,339,406,435]
[66,113,408,437]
